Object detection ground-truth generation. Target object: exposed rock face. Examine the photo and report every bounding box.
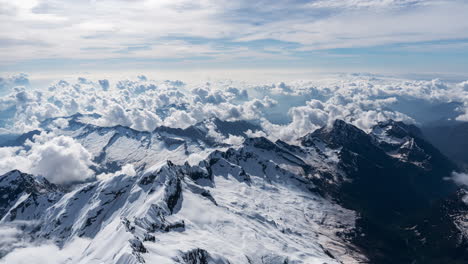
[302,119,466,263]
[0,118,467,263]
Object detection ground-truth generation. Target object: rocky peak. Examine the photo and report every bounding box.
[243,136,278,151]
[0,170,60,222]
[372,119,422,140]
[0,170,56,194]
[302,119,371,148]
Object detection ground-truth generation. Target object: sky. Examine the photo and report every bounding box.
[1,0,468,77]
[2,2,468,262]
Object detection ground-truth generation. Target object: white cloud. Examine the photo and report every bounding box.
[0,132,94,185]
[0,224,23,256]
[245,129,267,138]
[450,172,468,205]
[0,0,467,66]
[0,74,29,91]
[0,237,89,264]
[0,74,466,147]
[97,164,136,181]
[458,81,468,91]
[225,134,245,145]
[26,134,95,184]
[164,109,198,129]
[0,147,33,175]
[455,110,468,122]
[452,172,468,187]
[205,120,245,146]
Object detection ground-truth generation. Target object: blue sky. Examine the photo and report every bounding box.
[1,0,467,75]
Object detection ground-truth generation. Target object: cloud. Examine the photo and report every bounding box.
[451,172,468,205]
[97,164,136,181]
[307,0,425,9]
[26,133,95,184]
[451,172,468,187]
[164,109,198,129]
[0,147,32,175]
[97,104,163,131]
[0,224,24,257]
[0,132,94,185]
[1,0,468,70]
[456,110,468,122]
[245,129,267,138]
[98,79,110,91]
[0,74,29,92]
[0,74,466,146]
[458,81,468,91]
[205,120,245,146]
[225,134,245,145]
[0,236,89,264]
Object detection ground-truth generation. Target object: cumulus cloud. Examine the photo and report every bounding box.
[245,129,267,138]
[0,147,32,175]
[205,120,245,146]
[164,110,198,129]
[27,134,94,184]
[97,105,163,131]
[225,134,245,145]
[0,132,94,185]
[455,101,468,122]
[0,74,467,146]
[97,164,137,181]
[98,79,110,91]
[451,172,468,205]
[458,81,468,91]
[451,172,468,187]
[0,74,29,92]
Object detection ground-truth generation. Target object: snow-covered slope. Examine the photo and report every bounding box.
[35,114,261,173]
[0,136,365,263]
[0,117,467,263]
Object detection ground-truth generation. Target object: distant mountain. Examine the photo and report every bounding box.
[422,121,468,170]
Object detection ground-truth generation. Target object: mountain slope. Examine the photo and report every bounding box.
[303,119,466,263]
[0,133,365,263]
[0,117,467,263]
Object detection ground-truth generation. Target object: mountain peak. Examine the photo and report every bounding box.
[373,119,422,139]
[0,170,57,194]
[301,119,370,149]
[244,136,277,150]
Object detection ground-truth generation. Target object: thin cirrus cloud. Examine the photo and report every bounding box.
[0,0,467,72]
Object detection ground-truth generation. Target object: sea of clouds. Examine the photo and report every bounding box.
[0,73,468,185]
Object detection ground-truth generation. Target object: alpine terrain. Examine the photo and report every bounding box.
[0,115,467,263]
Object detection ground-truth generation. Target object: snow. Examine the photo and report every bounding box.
[0,118,373,263]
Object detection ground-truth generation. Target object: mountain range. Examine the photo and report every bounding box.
[0,116,467,263]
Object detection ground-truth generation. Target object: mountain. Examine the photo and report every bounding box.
[303,120,466,263]
[422,121,468,170]
[35,114,260,174]
[0,139,363,263]
[0,117,467,263]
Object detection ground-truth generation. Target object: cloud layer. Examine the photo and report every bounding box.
[1,0,467,71]
[1,73,467,143]
[0,72,468,185]
[0,222,89,264]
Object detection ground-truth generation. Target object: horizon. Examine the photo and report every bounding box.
[2,1,468,263]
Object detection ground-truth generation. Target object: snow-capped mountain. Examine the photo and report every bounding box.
[0,117,467,263]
